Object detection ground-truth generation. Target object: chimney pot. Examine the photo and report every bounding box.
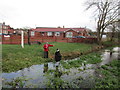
[3,22,5,25]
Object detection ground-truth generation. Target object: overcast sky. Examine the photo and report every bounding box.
[0,0,96,30]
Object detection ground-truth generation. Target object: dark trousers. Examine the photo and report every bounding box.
[44,51,48,58]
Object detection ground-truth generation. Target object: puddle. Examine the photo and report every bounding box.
[2,47,120,88]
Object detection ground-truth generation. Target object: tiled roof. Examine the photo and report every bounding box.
[31,28,86,32]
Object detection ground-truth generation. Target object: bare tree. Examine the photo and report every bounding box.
[86,0,119,44]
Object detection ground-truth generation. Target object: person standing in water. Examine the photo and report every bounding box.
[54,48,62,67]
[55,49,62,62]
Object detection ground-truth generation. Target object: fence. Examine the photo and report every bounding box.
[2,35,28,44]
[72,38,97,43]
[1,35,97,44]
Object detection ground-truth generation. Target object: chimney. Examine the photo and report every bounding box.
[57,26,61,28]
[63,26,65,28]
[3,22,5,25]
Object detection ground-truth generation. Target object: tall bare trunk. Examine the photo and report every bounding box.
[28,30,31,45]
[97,28,101,44]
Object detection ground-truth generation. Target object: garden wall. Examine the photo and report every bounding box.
[1,35,97,44]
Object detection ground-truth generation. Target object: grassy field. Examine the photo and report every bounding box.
[2,42,98,72]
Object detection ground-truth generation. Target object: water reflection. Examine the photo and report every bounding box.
[54,66,62,78]
[110,51,112,57]
[43,63,48,73]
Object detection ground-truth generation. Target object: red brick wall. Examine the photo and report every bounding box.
[2,35,28,44]
[2,34,68,44]
[2,34,97,44]
[72,38,97,43]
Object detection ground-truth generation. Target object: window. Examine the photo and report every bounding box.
[3,26,8,29]
[14,31,16,33]
[47,32,52,36]
[55,32,60,36]
[3,30,8,34]
[66,32,73,38]
[41,32,44,36]
[31,31,35,36]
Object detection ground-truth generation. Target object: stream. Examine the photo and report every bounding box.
[2,47,120,88]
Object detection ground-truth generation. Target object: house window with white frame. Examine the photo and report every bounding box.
[47,32,52,36]
[31,31,35,36]
[14,31,16,33]
[55,32,60,36]
[3,30,8,34]
[3,26,7,29]
[66,32,73,38]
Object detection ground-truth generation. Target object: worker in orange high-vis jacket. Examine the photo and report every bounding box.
[43,42,54,58]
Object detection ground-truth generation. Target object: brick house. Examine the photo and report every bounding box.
[0,22,29,44]
[31,27,89,37]
[1,23,96,44]
[0,22,15,35]
[29,27,90,42]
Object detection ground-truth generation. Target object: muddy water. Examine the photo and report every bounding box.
[2,47,120,88]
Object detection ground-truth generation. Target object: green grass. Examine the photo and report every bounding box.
[81,52,102,64]
[102,40,120,47]
[95,60,120,88]
[2,42,98,72]
[60,52,102,69]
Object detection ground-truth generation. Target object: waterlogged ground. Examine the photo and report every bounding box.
[2,43,98,72]
[2,47,120,88]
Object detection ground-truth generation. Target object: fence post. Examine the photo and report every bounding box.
[21,30,24,48]
[10,35,12,44]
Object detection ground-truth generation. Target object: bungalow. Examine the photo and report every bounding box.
[31,27,89,37]
[1,23,94,44]
[29,27,90,42]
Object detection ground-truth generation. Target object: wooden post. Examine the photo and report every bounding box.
[55,36,57,42]
[27,30,31,45]
[21,30,24,48]
[42,34,44,43]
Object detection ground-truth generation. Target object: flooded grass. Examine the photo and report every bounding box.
[2,46,120,88]
[60,52,102,69]
[3,76,29,88]
[44,69,72,88]
[2,42,98,72]
[95,59,119,88]
[80,52,102,64]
